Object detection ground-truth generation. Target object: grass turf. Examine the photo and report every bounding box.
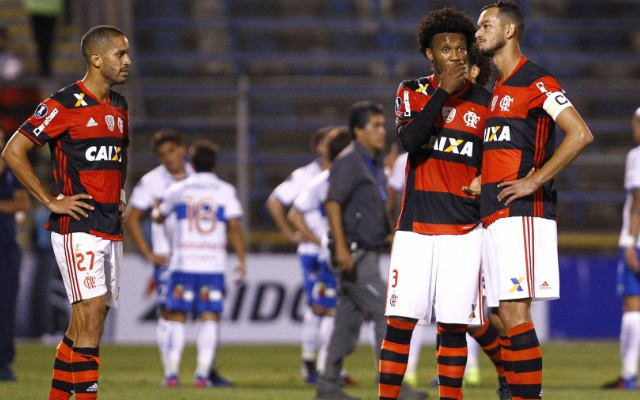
[0,340,636,399]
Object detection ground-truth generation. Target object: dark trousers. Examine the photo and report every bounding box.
[0,244,21,370]
[30,15,57,77]
[319,251,387,390]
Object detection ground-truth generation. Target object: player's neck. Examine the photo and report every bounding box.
[81,73,113,103]
[492,43,523,82]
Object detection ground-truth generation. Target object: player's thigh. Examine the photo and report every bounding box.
[299,254,320,302]
[486,217,559,302]
[433,227,483,325]
[617,248,640,300]
[385,230,437,321]
[51,232,113,305]
[165,271,197,314]
[311,260,337,309]
[194,273,225,315]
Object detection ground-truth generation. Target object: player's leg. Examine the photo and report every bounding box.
[467,314,509,396]
[154,265,171,374]
[194,311,219,387]
[463,331,480,386]
[405,322,427,387]
[313,261,338,378]
[49,311,76,400]
[300,254,322,383]
[162,271,192,387]
[433,227,483,400]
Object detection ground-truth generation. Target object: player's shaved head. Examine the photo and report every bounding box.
[81,25,126,63]
[481,0,525,40]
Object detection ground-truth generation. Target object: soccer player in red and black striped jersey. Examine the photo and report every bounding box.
[379,7,491,400]
[2,25,131,400]
[475,2,593,399]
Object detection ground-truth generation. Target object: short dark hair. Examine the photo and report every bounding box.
[149,129,183,153]
[468,44,492,87]
[310,125,335,152]
[81,25,126,62]
[190,140,219,173]
[327,126,351,161]
[416,7,477,58]
[481,1,525,40]
[348,101,384,139]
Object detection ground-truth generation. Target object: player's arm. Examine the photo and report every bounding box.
[227,217,246,283]
[625,189,640,275]
[287,207,321,246]
[124,206,168,266]
[1,133,93,219]
[497,106,593,205]
[324,200,353,273]
[398,62,465,153]
[0,188,30,214]
[119,148,128,222]
[266,193,302,244]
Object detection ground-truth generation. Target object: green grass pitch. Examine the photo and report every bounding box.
[0,340,637,399]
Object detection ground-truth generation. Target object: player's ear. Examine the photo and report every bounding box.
[504,22,517,40]
[425,48,434,62]
[91,53,101,69]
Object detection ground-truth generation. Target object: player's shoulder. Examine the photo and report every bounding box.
[332,141,357,166]
[627,145,640,162]
[466,82,493,106]
[47,82,91,109]
[109,89,128,110]
[506,59,556,88]
[291,159,321,179]
[397,76,433,94]
[139,164,168,184]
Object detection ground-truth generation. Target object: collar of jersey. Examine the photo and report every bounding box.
[76,80,110,106]
[495,56,528,88]
[428,75,471,99]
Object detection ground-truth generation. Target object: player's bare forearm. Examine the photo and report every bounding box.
[625,190,640,272]
[227,218,247,282]
[125,206,161,263]
[266,194,301,244]
[0,189,30,214]
[287,207,321,246]
[2,133,54,206]
[498,107,593,205]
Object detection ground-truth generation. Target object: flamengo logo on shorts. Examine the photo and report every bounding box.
[509,277,524,293]
[389,293,398,307]
[84,276,96,289]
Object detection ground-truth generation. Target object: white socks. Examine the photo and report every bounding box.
[406,323,426,376]
[621,311,640,379]
[466,331,480,369]
[195,320,219,378]
[302,308,322,361]
[316,316,335,374]
[163,320,185,378]
[157,317,169,371]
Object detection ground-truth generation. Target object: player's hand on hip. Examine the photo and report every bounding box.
[119,201,126,222]
[439,60,466,94]
[496,168,538,206]
[48,193,94,220]
[234,261,246,284]
[462,175,482,197]
[625,246,640,274]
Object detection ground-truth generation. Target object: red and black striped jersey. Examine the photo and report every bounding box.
[395,75,491,235]
[19,81,129,240]
[480,57,562,227]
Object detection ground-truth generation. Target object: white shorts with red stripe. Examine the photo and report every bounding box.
[51,232,122,307]
[385,227,484,326]
[483,216,559,307]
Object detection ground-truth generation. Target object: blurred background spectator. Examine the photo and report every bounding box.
[0,26,23,81]
[22,0,64,77]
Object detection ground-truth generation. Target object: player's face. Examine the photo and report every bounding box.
[426,33,468,76]
[100,35,131,85]
[476,7,506,57]
[156,141,186,174]
[355,113,386,153]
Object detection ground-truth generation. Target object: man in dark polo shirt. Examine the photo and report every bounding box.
[316,101,426,400]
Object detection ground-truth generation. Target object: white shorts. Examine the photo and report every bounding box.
[483,217,560,307]
[51,232,122,307]
[385,227,484,325]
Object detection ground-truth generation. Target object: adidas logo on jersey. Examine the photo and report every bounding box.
[86,118,98,127]
[86,383,98,392]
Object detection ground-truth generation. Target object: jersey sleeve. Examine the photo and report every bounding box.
[625,149,640,191]
[272,167,308,205]
[158,184,179,217]
[128,177,154,211]
[395,81,418,129]
[18,98,69,147]
[532,76,573,121]
[223,186,244,220]
[387,153,407,192]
